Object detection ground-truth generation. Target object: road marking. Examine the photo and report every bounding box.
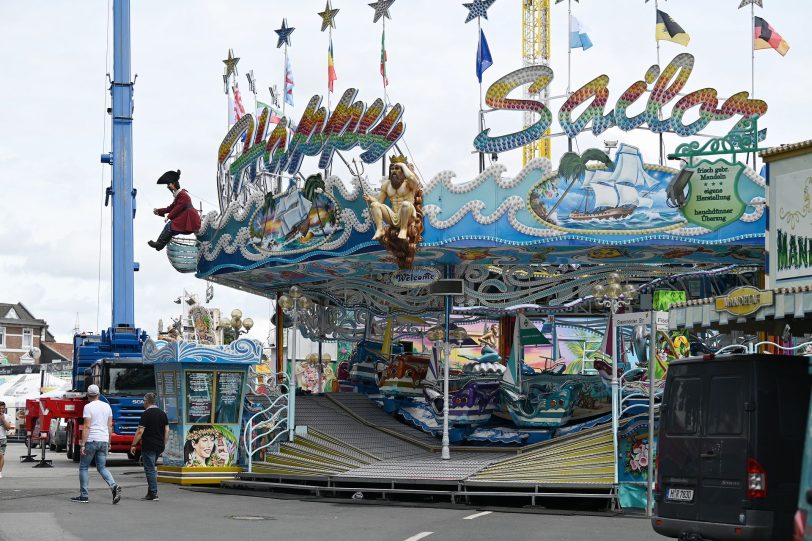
[404,533,433,541]
[463,511,492,520]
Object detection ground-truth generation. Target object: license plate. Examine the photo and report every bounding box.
[667,488,694,502]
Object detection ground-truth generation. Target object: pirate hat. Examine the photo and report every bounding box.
[157,170,181,185]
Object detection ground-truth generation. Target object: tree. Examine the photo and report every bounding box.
[545,149,615,218]
[303,173,326,227]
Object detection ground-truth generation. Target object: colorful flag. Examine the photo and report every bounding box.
[228,91,236,126]
[232,85,246,121]
[754,16,790,56]
[569,14,593,50]
[328,36,338,93]
[476,28,493,83]
[284,57,294,106]
[655,9,690,47]
[380,27,388,87]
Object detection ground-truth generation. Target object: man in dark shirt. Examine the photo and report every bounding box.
[131,393,169,501]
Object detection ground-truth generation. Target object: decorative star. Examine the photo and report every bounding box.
[463,0,496,23]
[738,0,762,7]
[368,0,395,23]
[222,49,240,79]
[246,70,256,94]
[318,0,340,32]
[275,18,295,48]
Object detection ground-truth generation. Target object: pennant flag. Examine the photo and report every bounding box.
[569,15,593,50]
[656,9,690,47]
[754,16,790,56]
[380,28,389,87]
[284,57,294,106]
[517,314,550,346]
[328,36,338,93]
[232,85,246,121]
[476,28,493,83]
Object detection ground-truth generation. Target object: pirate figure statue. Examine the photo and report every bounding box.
[363,155,424,268]
[148,170,201,251]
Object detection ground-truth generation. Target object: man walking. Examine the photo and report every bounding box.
[0,401,15,479]
[71,384,121,504]
[130,392,168,501]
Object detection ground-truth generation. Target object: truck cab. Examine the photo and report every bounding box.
[86,359,155,453]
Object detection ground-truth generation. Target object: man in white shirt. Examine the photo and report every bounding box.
[0,401,15,479]
[70,384,121,504]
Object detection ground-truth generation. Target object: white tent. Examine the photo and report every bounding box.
[0,373,71,424]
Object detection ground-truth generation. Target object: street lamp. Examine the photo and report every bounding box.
[277,285,313,441]
[228,309,254,341]
[426,324,468,460]
[591,272,636,486]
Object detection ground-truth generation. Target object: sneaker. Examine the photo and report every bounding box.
[0,472,4,478]
[112,485,122,504]
[140,493,159,501]
[71,496,89,503]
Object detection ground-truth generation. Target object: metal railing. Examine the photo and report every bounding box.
[716,340,812,355]
[243,373,292,473]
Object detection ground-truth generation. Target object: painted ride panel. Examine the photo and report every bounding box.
[377,353,430,399]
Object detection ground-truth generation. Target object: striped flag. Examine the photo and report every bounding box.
[232,85,246,121]
[328,36,337,93]
[569,14,593,50]
[754,16,790,56]
[380,27,388,87]
[257,101,284,125]
[284,57,294,107]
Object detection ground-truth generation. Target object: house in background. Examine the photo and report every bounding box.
[0,302,72,365]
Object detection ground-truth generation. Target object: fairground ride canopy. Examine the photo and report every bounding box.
[192,144,765,317]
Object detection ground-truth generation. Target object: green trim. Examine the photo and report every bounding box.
[668,118,769,166]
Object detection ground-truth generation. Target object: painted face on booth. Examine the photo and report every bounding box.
[194,434,215,458]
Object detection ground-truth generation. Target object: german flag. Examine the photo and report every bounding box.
[656,10,690,47]
[754,16,790,56]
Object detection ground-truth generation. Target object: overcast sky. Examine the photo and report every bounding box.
[0,0,809,345]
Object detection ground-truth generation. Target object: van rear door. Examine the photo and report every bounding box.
[698,363,749,525]
[659,367,704,521]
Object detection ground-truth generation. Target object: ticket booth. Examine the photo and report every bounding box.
[142,338,261,485]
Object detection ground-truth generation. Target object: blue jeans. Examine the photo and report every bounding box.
[142,450,158,495]
[79,441,116,497]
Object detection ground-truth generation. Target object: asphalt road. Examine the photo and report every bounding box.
[0,443,663,541]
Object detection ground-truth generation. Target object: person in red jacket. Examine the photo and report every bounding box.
[148,170,201,251]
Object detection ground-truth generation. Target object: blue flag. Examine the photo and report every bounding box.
[476,29,493,83]
[569,15,593,50]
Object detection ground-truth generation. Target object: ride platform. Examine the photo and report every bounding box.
[225,393,620,505]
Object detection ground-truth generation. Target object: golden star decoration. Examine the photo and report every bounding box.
[222,49,239,79]
[318,0,340,32]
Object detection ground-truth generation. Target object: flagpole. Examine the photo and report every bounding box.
[751,2,755,98]
[478,16,485,173]
[567,0,573,153]
[327,26,333,114]
[381,16,387,177]
[282,44,288,117]
[655,0,663,166]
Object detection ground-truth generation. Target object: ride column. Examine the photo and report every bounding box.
[102,0,137,328]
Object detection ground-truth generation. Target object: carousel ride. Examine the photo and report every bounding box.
[159,0,778,507]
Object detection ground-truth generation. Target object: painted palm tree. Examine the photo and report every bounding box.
[544,149,614,220]
[303,173,326,228]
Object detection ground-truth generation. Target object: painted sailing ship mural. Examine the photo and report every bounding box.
[529,144,686,233]
[249,174,341,254]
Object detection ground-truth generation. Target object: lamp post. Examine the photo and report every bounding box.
[426,324,467,460]
[277,285,313,441]
[591,272,636,485]
[227,309,254,343]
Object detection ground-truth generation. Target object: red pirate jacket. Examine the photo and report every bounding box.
[157,189,201,234]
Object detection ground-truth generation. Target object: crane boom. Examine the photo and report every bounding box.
[521,0,551,163]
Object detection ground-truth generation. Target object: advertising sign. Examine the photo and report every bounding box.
[768,150,812,285]
[714,286,774,317]
[683,159,746,231]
